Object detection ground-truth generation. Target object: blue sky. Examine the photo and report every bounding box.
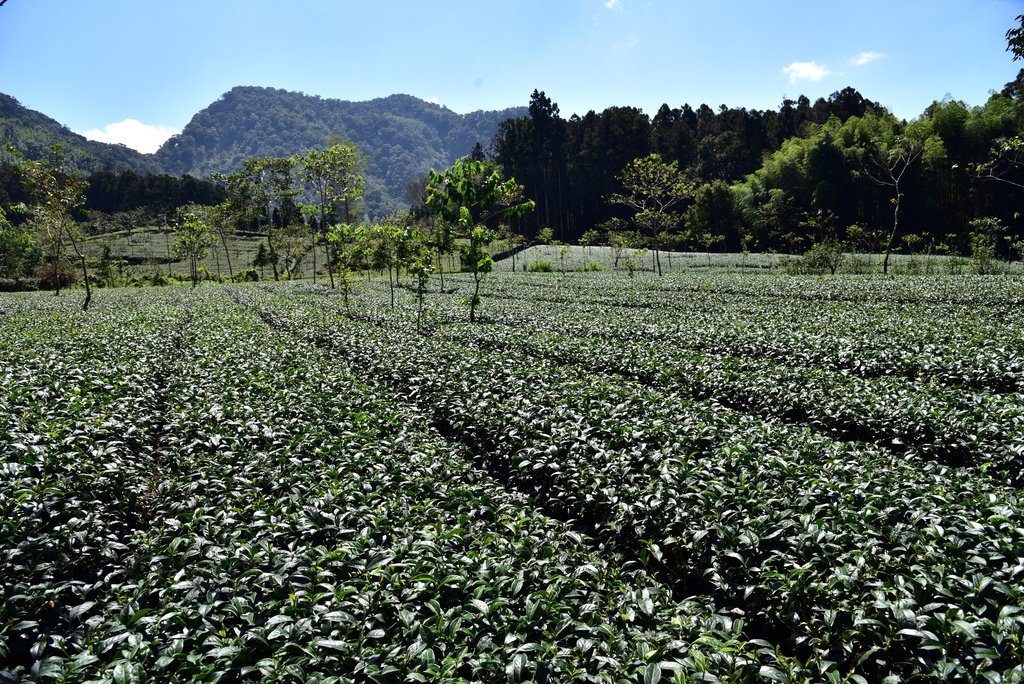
[1,0,1021,153]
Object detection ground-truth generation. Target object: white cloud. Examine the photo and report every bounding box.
[614,32,640,52]
[605,0,622,9]
[76,119,180,154]
[782,61,830,84]
[851,51,885,66]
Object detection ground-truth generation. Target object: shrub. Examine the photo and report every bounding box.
[35,262,77,290]
[0,277,39,292]
[528,260,554,273]
[969,218,1003,275]
[234,268,260,283]
[579,262,608,272]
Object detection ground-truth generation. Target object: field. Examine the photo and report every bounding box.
[2,270,1024,683]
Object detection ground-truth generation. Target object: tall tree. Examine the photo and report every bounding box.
[299,142,364,287]
[426,158,534,322]
[17,146,91,308]
[221,156,297,282]
[608,153,694,276]
[860,130,936,274]
[208,202,236,280]
[173,204,215,287]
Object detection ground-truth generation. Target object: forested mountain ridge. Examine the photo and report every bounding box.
[0,93,164,176]
[154,86,526,217]
[1,87,524,218]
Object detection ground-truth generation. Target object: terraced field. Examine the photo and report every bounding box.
[2,272,1023,682]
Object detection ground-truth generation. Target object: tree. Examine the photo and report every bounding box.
[174,204,215,287]
[608,153,694,276]
[401,224,435,332]
[425,158,535,322]
[326,222,365,313]
[1008,13,1024,60]
[207,202,236,280]
[578,228,601,254]
[861,134,926,275]
[220,156,297,282]
[803,238,847,275]
[17,146,92,308]
[299,142,364,287]
[685,180,741,252]
[0,205,39,280]
[252,242,270,278]
[368,220,404,308]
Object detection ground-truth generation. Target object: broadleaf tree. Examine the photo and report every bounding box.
[425,158,534,322]
[608,153,694,276]
[17,146,91,308]
[299,142,364,287]
[220,156,297,282]
[174,203,215,287]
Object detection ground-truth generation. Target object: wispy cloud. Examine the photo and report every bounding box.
[77,119,179,154]
[614,32,640,52]
[782,61,830,84]
[605,0,622,9]
[851,51,885,66]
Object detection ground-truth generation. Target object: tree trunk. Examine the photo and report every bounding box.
[68,234,90,310]
[268,231,280,281]
[388,265,395,308]
[470,273,482,323]
[882,187,901,275]
[164,229,172,276]
[222,235,234,280]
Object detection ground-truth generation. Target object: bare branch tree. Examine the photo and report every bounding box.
[862,136,923,275]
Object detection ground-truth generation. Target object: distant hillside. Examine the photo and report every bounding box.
[154,86,526,217]
[0,93,163,175]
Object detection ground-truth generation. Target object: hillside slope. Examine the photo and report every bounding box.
[154,86,525,216]
[0,93,164,175]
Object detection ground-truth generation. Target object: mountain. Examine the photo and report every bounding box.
[1,87,526,218]
[0,93,164,175]
[154,86,527,217]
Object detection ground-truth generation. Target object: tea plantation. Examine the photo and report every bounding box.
[2,272,1023,683]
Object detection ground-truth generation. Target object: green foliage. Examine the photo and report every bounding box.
[0,204,40,279]
[578,228,602,247]
[1007,13,1024,60]
[969,217,1004,274]
[783,238,847,275]
[4,276,1024,682]
[233,267,260,282]
[0,93,162,176]
[152,87,524,218]
[528,259,554,272]
[15,145,92,308]
[173,204,215,286]
[609,154,694,275]
[536,226,555,244]
[684,180,739,249]
[426,157,534,321]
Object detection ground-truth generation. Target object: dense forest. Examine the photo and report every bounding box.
[491,76,1024,255]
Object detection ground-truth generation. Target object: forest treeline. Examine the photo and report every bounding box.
[3,14,1024,289]
[490,74,1024,255]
